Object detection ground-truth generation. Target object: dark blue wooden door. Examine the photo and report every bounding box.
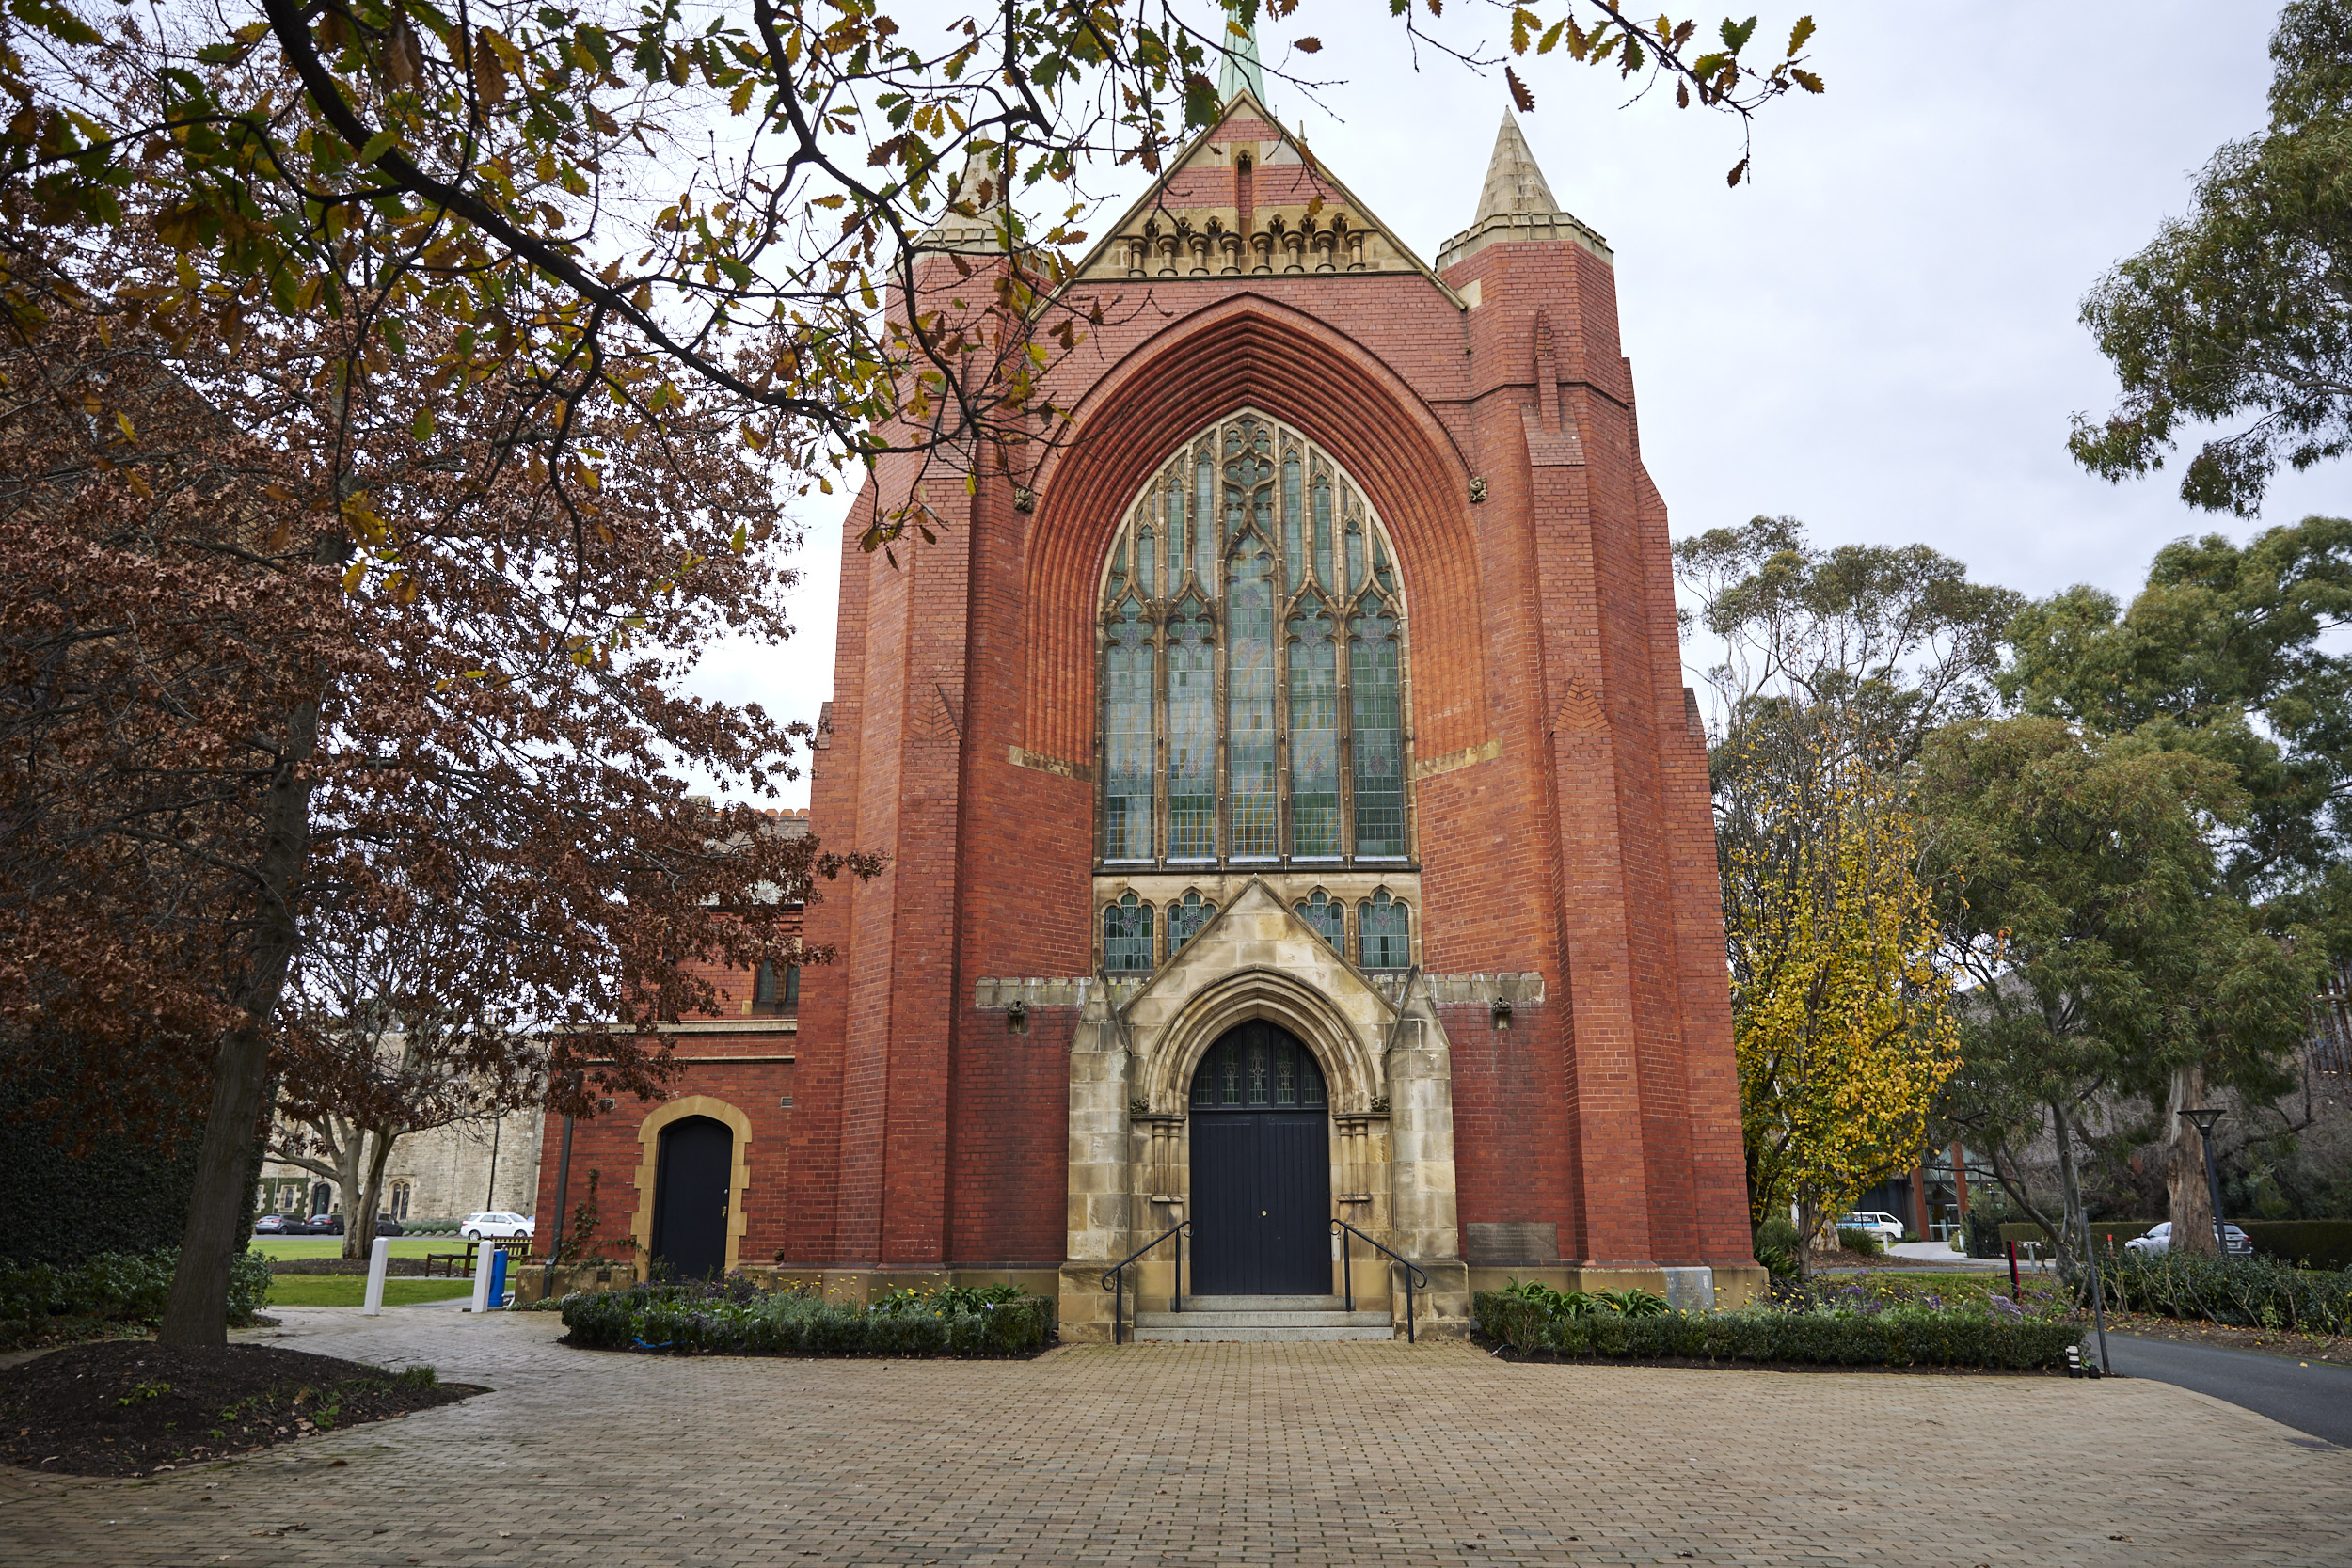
[1188,1022,1330,1296]
[650,1115,731,1279]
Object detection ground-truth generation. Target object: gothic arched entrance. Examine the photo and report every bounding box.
[1188,1021,1331,1295]
[649,1115,733,1279]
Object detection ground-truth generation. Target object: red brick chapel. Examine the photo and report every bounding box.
[536,49,1763,1336]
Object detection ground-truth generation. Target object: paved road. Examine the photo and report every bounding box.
[2103,1332,2352,1448]
[4,1310,2347,1565]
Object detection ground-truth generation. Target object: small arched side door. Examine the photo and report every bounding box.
[649,1116,733,1279]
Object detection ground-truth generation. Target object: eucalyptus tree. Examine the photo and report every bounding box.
[1915,719,2320,1277]
[2000,516,2352,1251]
[2073,0,2352,516]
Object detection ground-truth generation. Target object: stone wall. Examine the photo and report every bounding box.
[257,1110,543,1223]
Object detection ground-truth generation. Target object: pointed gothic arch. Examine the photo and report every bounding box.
[1018,296,1487,768]
[1116,881,1395,1117]
[1095,407,1412,869]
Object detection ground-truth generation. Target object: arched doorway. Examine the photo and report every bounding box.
[1188,1021,1330,1295]
[649,1116,732,1279]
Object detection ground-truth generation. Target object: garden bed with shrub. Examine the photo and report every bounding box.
[267,1256,437,1276]
[0,1341,475,1476]
[0,1250,273,1353]
[2100,1250,2352,1336]
[560,1277,1056,1357]
[1473,1280,2083,1371]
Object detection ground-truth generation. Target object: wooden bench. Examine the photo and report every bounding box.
[425,1239,534,1277]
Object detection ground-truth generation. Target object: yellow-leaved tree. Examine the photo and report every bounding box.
[1724,726,1961,1262]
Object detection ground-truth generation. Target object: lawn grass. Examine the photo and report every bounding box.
[264,1275,476,1307]
[247,1236,455,1260]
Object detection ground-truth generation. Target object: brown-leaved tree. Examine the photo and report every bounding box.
[0,119,869,1338]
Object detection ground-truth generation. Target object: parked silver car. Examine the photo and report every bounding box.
[2123,1220,2254,1257]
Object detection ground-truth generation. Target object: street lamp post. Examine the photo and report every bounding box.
[2181,1106,2229,1255]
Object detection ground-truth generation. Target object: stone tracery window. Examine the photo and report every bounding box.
[1104,892,1153,972]
[1098,411,1410,867]
[1295,890,1343,949]
[1360,889,1411,970]
[1167,890,1217,954]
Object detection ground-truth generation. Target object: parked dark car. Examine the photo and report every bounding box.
[373,1216,405,1238]
[253,1213,290,1234]
[307,1213,344,1235]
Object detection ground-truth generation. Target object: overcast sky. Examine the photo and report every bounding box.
[695,3,2340,807]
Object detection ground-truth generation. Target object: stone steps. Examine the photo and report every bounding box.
[1137,1310,1393,1329]
[1132,1295,1396,1341]
[1181,1294,1349,1311]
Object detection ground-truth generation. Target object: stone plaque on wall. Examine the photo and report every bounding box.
[1465,1221,1557,1265]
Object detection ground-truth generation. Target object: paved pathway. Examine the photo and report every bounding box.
[2104,1332,2352,1448]
[1,1307,2344,1566]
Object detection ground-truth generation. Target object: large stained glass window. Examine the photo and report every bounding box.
[1103,599,1153,861]
[1097,410,1411,868]
[1289,606,1340,857]
[1166,605,1216,859]
[1349,606,1404,858]
[1227,543,1279,858]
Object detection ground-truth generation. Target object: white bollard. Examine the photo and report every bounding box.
[362,1235,391,1316]
[468,1241,494,1314]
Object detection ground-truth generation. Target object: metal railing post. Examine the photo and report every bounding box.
[1101,1218,1189,1347]
[1343,1223,1353,1312]
[1406,1265,1416,1343]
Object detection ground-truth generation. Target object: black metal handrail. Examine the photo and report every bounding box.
[1331,1218,1433,1343]
[1099,1219,1190,1345]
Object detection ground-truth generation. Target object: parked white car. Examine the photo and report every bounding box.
[1838,1211,1907,1248]
[2123,1220,2253,1258]
[462,1212,535,1241]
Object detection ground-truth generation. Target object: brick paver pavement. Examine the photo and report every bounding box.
[1,1307,2344,1566]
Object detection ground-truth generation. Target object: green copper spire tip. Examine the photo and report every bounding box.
[1216,0,1266,107]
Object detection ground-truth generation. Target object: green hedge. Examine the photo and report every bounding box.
[2240,1220,2352,1271]
[2102,1251,2352,1335]
[0,1248,273,1349]
[561,1282,1056,1357]
[1997,1221,2159,1249]
[1995,1217,2352,1270]
[1472,1291,2083,1370]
